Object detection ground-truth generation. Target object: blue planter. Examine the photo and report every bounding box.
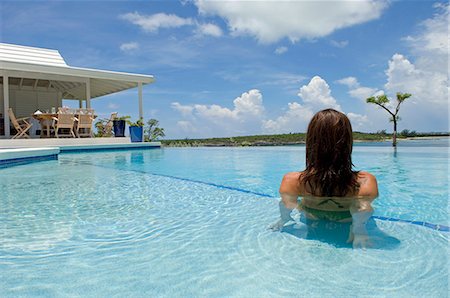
[129,126,143,142]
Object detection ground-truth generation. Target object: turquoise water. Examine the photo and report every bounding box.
[0,139,448,296]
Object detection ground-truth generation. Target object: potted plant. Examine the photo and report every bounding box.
[127,118,144,142]
[113,115,130,137]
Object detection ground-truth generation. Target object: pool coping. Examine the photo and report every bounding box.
[59,142,160,152]
[0,147,60,168]
[0,142,161,168]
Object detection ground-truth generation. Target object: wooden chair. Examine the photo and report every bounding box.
[75,112,95,138]
[104,112,118,137]
[8,108,33,139]
[52,111,76,138]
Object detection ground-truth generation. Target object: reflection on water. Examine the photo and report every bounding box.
[281,216,401,250]
[0,148,447,297]
[130,152,144,164]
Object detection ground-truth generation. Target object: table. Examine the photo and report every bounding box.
[32,113,97,138]
[32,113,57,138]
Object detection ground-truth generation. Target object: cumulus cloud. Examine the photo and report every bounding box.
[233,89,265,117]
[383,53,448,129]
[298,76,341,110]
[187,89,264,124]
[171,102,194,117]
[263,76,342,133]
[362,3,448,132]
[274,46,288,55]
[263,102,314,134]
[336,76,358,88]
[336,76,379,101]
[193,104,237,123]
[119,42,139,52]
[195,23,223,37]
[372,5,449,131]
[171,89,265,136]
[121,12,193,32]
[385,4,448,107]
[195,0,388,43]
[347,112,369,130]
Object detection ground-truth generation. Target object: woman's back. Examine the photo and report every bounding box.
[279,170,378,221]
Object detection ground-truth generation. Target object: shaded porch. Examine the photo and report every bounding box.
[0,43,155,139]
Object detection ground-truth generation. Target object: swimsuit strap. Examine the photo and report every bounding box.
[317,198,345,209]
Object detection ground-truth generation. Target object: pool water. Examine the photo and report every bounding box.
[0,140,448,297]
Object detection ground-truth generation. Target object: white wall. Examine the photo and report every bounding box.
[0,84,62,118]
[1,83,63,137]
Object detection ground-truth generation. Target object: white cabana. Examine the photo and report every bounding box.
[0,43,155,138]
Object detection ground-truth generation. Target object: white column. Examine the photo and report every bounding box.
[138,82,143,119]
[3,75,10,138]
[86,79,91,109]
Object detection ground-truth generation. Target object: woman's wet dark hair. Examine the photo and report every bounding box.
[302,109,359,197]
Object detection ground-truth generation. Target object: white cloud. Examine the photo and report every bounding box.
[349,87,378,101]
[121,12,193,32]
[171,102,194,117]
[298,76,341,110]
[263,102,314,134]
[192,89,264,123]
[347,112,369,130]
[274,46,288,55]
[263,76,343,133]
[195,23,223,37]
[195,0,388,43]
[330,40,349,48]
[379,5,449,131]
[194,104,237,123]
[336,76,378,101]
[119,42,139,52]
[233,89,265,117]
[177,121,197,133]
[171,89,265,136]
[404,4,448,57]
[385,53,447,106]
[336,76,359,88]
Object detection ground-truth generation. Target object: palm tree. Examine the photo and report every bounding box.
[366,92,411,147]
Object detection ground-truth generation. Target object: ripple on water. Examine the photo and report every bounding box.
[0,160,448,297]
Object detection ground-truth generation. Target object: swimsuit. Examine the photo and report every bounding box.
[299,201,352,222]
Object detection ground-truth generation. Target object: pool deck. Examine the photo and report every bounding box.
[0,138,161,166]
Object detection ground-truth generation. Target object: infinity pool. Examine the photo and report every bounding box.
[1,140,448,297]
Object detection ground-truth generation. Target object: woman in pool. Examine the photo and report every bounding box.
[272,109,378,248]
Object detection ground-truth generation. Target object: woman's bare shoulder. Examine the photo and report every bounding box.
[279,172,302,194]
[357,171,378,198]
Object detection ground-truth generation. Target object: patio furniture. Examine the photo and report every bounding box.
[75,110,95,138]
[104,112,118,137]
[52,111,76,138]
[8,108,33,139]
[33,113,56,138]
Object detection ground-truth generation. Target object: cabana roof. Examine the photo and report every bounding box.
[0,43,155,100]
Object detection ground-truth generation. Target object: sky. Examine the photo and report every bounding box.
[1,0,448,138]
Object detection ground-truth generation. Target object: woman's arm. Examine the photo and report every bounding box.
[279,172,301,208]
[348,173,379,248]
[269,173,301,231]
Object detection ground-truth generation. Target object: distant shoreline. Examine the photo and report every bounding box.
[404,136,450,140]
[161,134,449,147]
